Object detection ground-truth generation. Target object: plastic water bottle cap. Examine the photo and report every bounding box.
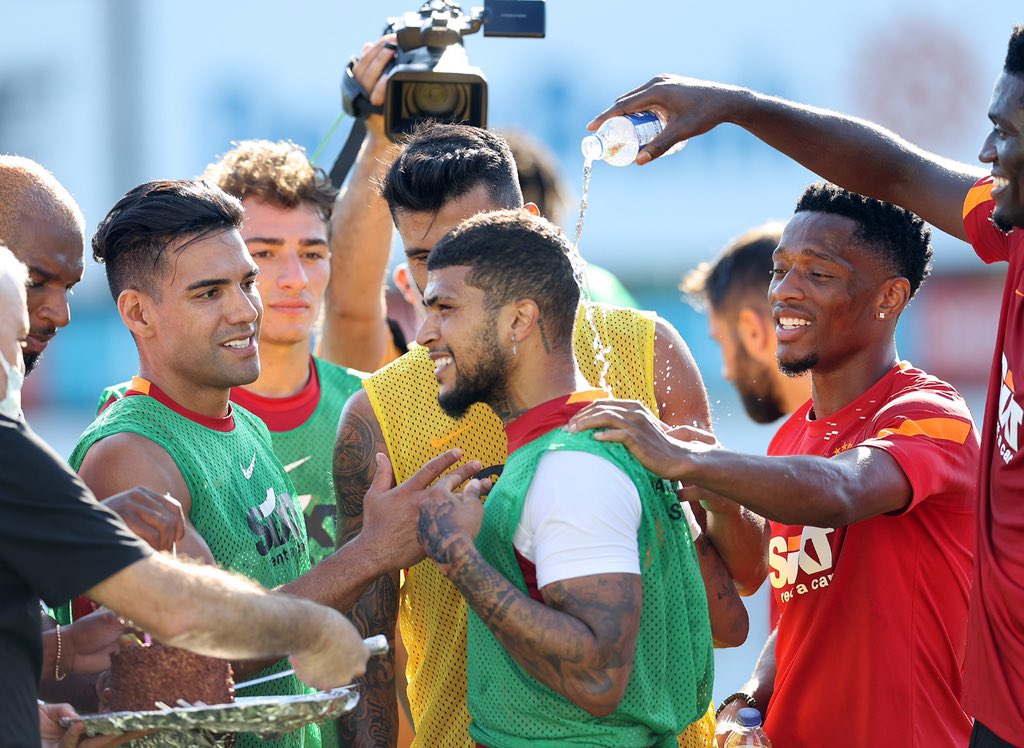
[736,707,762,727]
[580,135,604,161]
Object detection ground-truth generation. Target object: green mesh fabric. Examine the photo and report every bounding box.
[468,428,713,748]
[70,395,320,748]
[266,358,364,567]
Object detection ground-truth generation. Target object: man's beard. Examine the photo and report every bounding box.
[778,351,819,378]
[733,346,787,424]
[23,349,42,376]
[437,326,511,420]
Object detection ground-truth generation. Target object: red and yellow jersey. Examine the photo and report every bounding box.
[962,177,1024,741]
[766,362,977,747]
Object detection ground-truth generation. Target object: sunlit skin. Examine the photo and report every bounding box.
[240,200,330,397]
[8,209,84,373]
[121,229,262,418]
[980,72,1024,232]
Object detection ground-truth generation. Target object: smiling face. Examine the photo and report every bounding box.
[416,264,510,419]
[145,229,263,390]
[9,209,84,373]
[980,72,1024,232]
[240,199,329,347]
[394,184,502,294]
[770,212,888,377]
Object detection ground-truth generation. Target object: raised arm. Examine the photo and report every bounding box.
[590,75,984,241]
[319,36,400,372]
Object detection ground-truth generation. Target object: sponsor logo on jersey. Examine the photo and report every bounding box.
[430,425,472,451]
[241,451,257,480]
[769,526,836,604]
[997,353,1022,465]
[247,486,305,558]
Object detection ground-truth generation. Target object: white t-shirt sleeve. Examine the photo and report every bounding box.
[512,450,642,589]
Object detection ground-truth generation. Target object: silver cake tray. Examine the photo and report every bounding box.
[63,686,359,746]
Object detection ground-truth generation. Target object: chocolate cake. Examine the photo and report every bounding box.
[108,641,235,712]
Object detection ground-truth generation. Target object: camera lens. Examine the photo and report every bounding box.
[407,82,466,116]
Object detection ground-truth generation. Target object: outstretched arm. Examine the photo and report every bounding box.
[569,400,913,527]
[590,75,984,241]
[319,36,400,372]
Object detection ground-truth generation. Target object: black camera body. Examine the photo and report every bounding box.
[343,0,545,141]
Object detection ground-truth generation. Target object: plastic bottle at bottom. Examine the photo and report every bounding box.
[723,707,772,747]
[581,110,686,166]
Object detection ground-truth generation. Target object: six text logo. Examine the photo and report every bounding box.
[997,353,1022,465]
[769,526,836,603]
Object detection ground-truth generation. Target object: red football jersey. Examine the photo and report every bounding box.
[765,363,976,747]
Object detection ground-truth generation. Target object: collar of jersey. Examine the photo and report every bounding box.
[504,389,608,456]
[125,376,235,432]
[230,357,320,432]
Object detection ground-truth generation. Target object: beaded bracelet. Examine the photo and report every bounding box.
[54,623,67,681]
[715,691,757,718]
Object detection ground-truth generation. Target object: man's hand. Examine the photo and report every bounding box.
[38,702,140,747]
[102,488,185,552]
[569,399,717,481]
[357,449,485,572]
[289,611,370,690]
[351,34,397,141]
[66,608,133,674]
[588,75,748,165]
[417,475,490,567]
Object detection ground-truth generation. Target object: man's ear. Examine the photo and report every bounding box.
[524,202,541,217]
[736,306,775,364]
[507,298,542,346]
[878,277,911,320]
[118,290,156,339]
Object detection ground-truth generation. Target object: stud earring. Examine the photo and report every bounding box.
[877,312,886,320]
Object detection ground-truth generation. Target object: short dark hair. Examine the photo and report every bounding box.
[428,210,579,348]
[380,121,523,217]
[681,222,785,315]
[92,179,243,299]
[1006,24,1024,76]
[794,182,933,298]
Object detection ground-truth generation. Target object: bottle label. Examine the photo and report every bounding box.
[624,111,663,146]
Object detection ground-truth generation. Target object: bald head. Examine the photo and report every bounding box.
[0,156,86,373]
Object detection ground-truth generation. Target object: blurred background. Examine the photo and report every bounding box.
[4,0,1016,702]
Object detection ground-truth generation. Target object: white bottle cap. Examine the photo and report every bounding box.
[580,135,604,161]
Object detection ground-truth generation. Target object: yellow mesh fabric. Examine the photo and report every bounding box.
[365,302,712,747]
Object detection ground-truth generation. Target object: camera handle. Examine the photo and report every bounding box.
[329,59,383,188]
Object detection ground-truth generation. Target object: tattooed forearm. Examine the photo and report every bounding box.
[337,572,400,748]
[333,393,399,746]
[438,537,641,716]
[693,532,749,648]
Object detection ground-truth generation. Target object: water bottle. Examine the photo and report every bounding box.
[723,707,772,748]
[580,111,685,166]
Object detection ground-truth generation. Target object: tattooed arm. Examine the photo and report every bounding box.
[418,472,641,717]
[330,391,482,746]
[333,390,399,747]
